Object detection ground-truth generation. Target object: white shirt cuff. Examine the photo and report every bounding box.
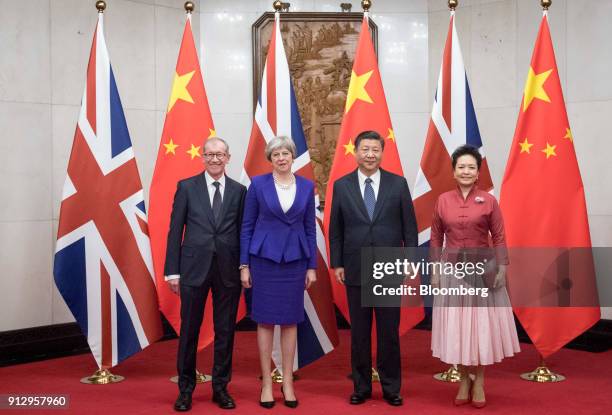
[165,274,180,281]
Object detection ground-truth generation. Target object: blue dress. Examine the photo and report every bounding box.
[240,174,317,325]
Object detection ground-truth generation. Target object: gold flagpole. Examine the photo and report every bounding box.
[167,1,213,386]
[519,0,565,385]
[432,0,462,384]
[81,1,126,387]
[362,0,378,384]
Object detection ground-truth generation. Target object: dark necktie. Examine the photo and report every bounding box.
[212,181,222,221]
[364,177,376,220]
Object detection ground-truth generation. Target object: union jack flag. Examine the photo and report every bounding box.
[413,12,494,245]
[241,12,339,369]
[53,13,162,369]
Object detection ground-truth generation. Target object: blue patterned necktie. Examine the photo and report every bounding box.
[364,177,376,220]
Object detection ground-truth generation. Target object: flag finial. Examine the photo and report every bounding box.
[361,0,372,12]
[273,1,283,12]
[541,0,551,10]
[448,0,458,10]
[184,1,195,13]
[96,1,106,13]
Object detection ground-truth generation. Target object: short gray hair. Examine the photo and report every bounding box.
[204,136,230,154]
[265,136,296,161]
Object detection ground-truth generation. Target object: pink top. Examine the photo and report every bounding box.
[430,186,509,264]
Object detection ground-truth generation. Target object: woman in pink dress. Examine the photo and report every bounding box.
[430,145,520,408]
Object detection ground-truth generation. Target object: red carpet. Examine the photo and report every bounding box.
[0,329,610,414]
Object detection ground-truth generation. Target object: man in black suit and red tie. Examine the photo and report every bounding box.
[329,130,418,406]
[164,137,246,412]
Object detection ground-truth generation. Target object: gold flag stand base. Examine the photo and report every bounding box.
[259,368,300,383]
[346,368,380,382]
[271,368,284,383]
[170,370,212,383]
[80,369,125,384]
[433,365,463,383]
[372,368,380,382]
[520,366,566,383]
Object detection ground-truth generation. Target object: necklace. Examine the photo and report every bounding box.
[273,173,295,190]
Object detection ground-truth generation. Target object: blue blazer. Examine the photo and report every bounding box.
[240,173,317,269]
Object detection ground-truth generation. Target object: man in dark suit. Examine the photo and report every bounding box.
[329,130,418,406]
[165,137,246,412]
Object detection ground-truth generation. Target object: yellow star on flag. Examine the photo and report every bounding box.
[187,144,201,160]
[541,142,557,159]
[519,138,534,154]
[345,70,374,113]
[168,70,196,112]
[208,128,217,138]
[386,128,395,142]
[163,138,179,155]
[523,67,553,112]
[564,127,573,142]
[343,139,356,155]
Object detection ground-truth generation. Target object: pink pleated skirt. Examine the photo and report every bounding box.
[431,275,521,366]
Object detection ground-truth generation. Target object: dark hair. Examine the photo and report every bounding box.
[354,130,385,151]
[451,145,482,170]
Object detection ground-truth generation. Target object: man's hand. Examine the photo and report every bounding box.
[167,278,180,295]
[305,269,317,290]
[334,267,345,285]
[241,267,252,288]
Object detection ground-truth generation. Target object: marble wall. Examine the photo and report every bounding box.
[0,0,610,331]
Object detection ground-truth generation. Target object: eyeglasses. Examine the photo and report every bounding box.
[203,152,227,160]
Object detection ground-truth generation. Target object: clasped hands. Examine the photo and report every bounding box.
[240,267,317,290]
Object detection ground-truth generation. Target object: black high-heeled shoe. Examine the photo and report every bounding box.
[260,387,275,409]
[281,386,298,408]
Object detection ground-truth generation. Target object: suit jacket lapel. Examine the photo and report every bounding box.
[262,174,290,223]
[195,173,216,228]
[284,176,304,219]
[371,169,390,223]
[347,170,371,222]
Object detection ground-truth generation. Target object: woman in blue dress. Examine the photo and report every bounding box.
[240,136,317,409]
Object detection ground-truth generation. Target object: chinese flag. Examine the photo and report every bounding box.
[499,14,600,358]
[149,16,239,351]
[323,16,424,334]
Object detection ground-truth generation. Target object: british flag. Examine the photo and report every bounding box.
[53,14,162,369]
[241,12,339,369]
[413,12,494,245]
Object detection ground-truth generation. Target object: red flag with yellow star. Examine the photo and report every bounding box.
[148,16,221,350]
[323,15,424,334]
[499,14,600,358]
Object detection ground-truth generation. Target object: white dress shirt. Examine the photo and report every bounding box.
[205,171,225,203]
[357,168,380,199]
[165,173,226,282]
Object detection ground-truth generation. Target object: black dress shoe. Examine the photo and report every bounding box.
[281,386,298,408]
[350,392,371,405]
[212,390,236,410]
[259,388,275,409]
[174,393,192,412]
[383,394,403,406]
